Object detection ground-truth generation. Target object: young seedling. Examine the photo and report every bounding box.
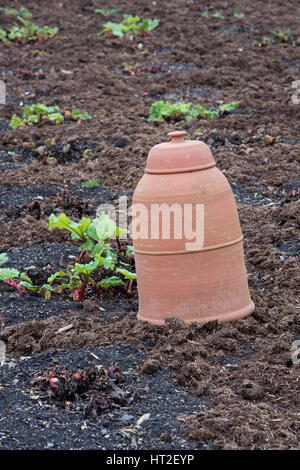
[82,180,100,188]
[263,30,292,44]
[125,245,134,258]
[0,6,32,18]
[148,100,239,122]
[95,8,122,16]
[233,13,245,19]
[201,10,224,19]
[70,109,92,121]
[103,14,159,38]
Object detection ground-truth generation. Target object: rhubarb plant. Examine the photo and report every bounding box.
[0,17,58,44]
[82,180,100,188]
[1,212,136,302]
[47,213,135,300]
[103,14,159,37]
[149,100,240,122]
[10,104,92,129]
[0,6,32,18]
[263,30,292,44]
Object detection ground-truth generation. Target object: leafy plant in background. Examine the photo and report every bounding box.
[70,109,92,121]
[263,30,292,43]
[10,104,92,129]
[148,100,239,122]
[212,12,224,19]
[0,17,58,44]
[0,6,32,18]
[95,8,122,16]
[82,180,100,188]
[103,14,159,38]
[233,12,245,19]
[201,10,224,19]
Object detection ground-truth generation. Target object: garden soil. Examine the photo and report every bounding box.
[0,0,299,450]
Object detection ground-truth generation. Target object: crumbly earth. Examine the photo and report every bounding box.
[0,0,299,450]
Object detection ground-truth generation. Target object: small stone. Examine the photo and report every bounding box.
[121,413,134,424]
[47,442,54,448]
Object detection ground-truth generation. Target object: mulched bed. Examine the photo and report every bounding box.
[0,345,206,450]
[0,0,299,450]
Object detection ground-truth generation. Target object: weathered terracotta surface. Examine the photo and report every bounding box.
[133,131,255,325]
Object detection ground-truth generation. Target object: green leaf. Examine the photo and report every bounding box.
[49,213,90,240]
[69,275,82,291]
[89,241,108,258]
[95,214,116,241]
[10,115,25,129]
[19,281,38,291]
[47,271,66,285]
[103,251,117,270]
[23,265,36,271]
[20,272,32,284]
[74,254,104,276]
[233,12,245,19]
[103,15,159,37]
[0,268,20,281]
[71,109,92,121]
[219,101,240,112]
[0,253,8,265]
[39,283,54,292]
[82,180,100,188]
[116,268,136,280]
[99,276,124,290]
[119,261,130,267]
[95,8,121,16]
[125,245,134,257]
[212,13,224,19]
[79,240,95,253]
[47,112,64,124]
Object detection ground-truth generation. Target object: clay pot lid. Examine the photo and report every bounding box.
[145,130,216,174]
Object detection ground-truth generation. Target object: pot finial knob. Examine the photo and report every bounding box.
[167,130,187,143]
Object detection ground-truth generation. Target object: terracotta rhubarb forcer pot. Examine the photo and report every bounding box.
[132,131,255,325]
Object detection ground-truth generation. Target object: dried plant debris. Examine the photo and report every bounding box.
[30,363,137,419]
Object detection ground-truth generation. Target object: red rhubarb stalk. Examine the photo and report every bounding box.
[5,279,24,297]
[78,276,89,301]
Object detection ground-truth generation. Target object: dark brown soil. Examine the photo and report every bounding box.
[0,0,299,450]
